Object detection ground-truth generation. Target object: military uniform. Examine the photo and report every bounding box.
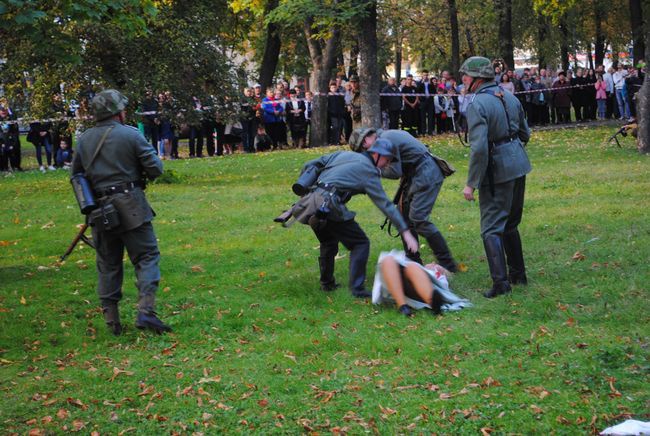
[462,57,532,298]
[71,89,170,334]
[299,150,408,297]
[377,129,457,271]
[350,88,362,130]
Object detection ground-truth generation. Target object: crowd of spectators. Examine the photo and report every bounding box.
[0,60,645,173]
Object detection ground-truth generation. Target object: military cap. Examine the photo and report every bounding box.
[459,57,495,79]
[368,138,397,161]
[92,89,129,121]
[348,127,377,152]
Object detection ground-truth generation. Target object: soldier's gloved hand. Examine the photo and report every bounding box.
[463,185,475,201]
[401,230,419,253]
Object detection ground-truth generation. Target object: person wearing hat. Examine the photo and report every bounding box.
[349,127,458,271]
[295,139,418,298]
[71,89,171,335]
[347,75,362,129]
[459,56,532,298]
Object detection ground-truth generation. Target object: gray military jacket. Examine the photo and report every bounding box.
[72,119,162,189]
[302,151,408,232]
[466,82,532,189]
[377,129,444,184]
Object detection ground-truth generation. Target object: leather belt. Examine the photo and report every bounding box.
[95,181,143,197]
[490,137,517,147]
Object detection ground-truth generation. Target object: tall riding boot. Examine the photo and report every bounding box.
[101,301,122,336]
[319,256,339,291]
[135,294,172,334]
[503,230,527,285]
[482,235,512,298]
[426,232,458,273]
[348,242,370,298]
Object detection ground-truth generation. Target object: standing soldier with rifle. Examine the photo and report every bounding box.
[349,127,458,272]
[70,89,171,335]
[459,57,532,298]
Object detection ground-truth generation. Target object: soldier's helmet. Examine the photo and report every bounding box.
[349,127,377,152]
[368,138,397,162]
[92,89,129,121]
[459,57,495,79]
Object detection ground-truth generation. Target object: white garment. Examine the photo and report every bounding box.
[371,251,472,311]
[600,419,650,435]
[613,70,628,90]
[603,73,614,93]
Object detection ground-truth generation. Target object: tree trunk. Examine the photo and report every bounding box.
[258,0,281,92]
[305,19,340,147]
[536,14,548,69]
[587,42,594,70]
[447,0,460,77]
[465,27,475,56]
[394,35,402,82]
[629,0,645,65]
[559,18,570,72]
[495,0,514,68]
[594,2,605,66]
[637,27,650,153]
[359,0,381,128]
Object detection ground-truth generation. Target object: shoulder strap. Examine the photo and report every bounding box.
[480,88,513,137]
[86,126,114,170]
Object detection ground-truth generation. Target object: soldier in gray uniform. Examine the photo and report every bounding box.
[296,140,418,298]
[459,57,532,298]
[71,89,171,334]
[349,127,458,272]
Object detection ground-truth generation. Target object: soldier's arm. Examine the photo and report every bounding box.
[302,152,336,173]
[517,102,531,144]
[134,131,163,180]
[363,173,408,232]
[466,102,489,189]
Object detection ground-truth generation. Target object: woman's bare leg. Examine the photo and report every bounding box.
[380,257,407,308]
[404,263,434,305]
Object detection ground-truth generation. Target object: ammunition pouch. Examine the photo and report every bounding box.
[108,189,154,232]
[88,203,121,232]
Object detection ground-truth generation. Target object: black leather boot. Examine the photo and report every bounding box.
[482,235,512,298]
[318,257,339,291]
[136,294,172,334]
[503,230,527,285]
[426,232,458,273]
[348,242,370,298]
[102,303,122,336]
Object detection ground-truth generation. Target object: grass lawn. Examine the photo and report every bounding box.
[1,126,648,434]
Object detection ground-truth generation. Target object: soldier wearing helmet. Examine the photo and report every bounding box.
[293,141,418,298]
[459,56,532,298]
[349,126,458,272]
[70,89,171,335]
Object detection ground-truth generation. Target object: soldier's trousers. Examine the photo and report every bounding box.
[92,222,161,311]
[478,176,526,239]
[406,164,443,239]
[313,219,370,292]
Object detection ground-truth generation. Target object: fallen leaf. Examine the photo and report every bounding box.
[439,392,453,400]
[565,317,576,327]
[572,251,586,261]
[258,399,269,407]
[28,429,44,436]
[198,375,221,384]
[20,296,27,305]
[41,221,55,229]
[530,404,544,414]
[66,398,87,410]
[109,367,134,382]
[190,265,205,273]
[56,409,69,420]
[457,263,468,272]
[72,419,86,431]
[480,427,493,435]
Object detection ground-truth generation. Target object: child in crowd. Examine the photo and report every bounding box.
[253,125,273,152]
[55,139,73,168]
[595,74,608,120]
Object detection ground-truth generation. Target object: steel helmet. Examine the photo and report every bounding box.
[459,57,495,79]
[349,127,377,152]
[92,89,129,121]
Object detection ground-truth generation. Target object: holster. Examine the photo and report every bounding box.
[109,189,154,232]
[88,203,121,232]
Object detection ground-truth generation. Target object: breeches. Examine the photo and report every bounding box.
[479,176,526,239]
[92,222,161,304]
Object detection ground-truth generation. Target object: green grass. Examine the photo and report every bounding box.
[1,127,648,434]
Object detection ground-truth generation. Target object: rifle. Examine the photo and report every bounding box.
[608,123,636,148]
[60,223,95,262]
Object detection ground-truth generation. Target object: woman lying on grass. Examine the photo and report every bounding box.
[372,251,472,317]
